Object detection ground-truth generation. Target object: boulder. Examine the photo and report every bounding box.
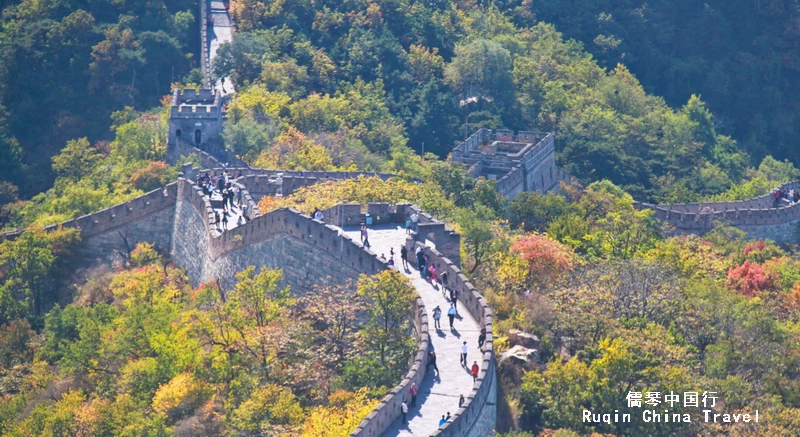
[508,329,540,349]
[497,345,538,384]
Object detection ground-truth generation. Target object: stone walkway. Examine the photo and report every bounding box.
[343,225,482,436]
[208,0,235,95]
[209,191,247,232]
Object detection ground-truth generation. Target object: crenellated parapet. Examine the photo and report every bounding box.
[638,181,800,243]
[453,128,570,198]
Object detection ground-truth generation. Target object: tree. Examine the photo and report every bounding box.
[456,205,497,273]
[302,389,379,436]
[726,261,775,297]
[0,228,79,323]
[225,267,293,375]
[301,283,364,367]
[356,271,414,375]
[51,138,103,181]
[510,233,573,289]
[506,191,571,231]
[229,384,303,432]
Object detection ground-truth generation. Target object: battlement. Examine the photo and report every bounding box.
[170,88,221,119]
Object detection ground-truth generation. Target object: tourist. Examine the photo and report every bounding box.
[459,394,465,408]
[410,383,418,407]
[388,255,394,267]
[460,341,468,366]
[400,245,409,269]
[445,412,451,422]
[440,271,449,295]
[401,400,408,424]
[478,327,486,350]
[432,305,442,330]
[428,263,437,284]
[448,305,456,329]
[234,185,241,206]
[471,361,479,382]
[380,253,386,261]
[423,254,430,279]
[314,209,324,220]
[427,351,439,376]
[214,211,220,229]
[416,247,425,272]
[450,288,459,315]
[237,216,243,226]
[405,218,412,234]
[360,224,368,243]
[439,415,447,426]
[411,212,419,231]
[222,213,228,231]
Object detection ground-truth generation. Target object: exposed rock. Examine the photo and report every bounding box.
[497,345,538,384]
[508,329,540,349]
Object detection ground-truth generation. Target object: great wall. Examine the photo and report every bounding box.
[0,144,495,436]
[2,1,799,436]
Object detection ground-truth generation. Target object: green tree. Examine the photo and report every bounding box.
[356,271,414,379]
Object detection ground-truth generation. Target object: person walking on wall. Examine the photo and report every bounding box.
[410,382,418,407]
[450,288,460,316]
[432,305,442,330]
[478,327,486,350]
[471,361,479,382]
[427,351,439,376]
[448,304,456,329]
[439,415,447,426]
[400,245,409,270]
[459,394,465,408]
[460,341,468,366]
[360,224,368,243]
[221,212,228,231]
[401,400,408,424]
[411,212,419,231]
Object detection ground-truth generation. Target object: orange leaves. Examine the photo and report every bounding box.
[510,232,574,287]
[726,260,776,297]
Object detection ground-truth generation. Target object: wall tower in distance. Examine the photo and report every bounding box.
[167,88,223,164]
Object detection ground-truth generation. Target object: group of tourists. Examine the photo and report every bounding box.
[197,170,247,232]
[403,239,485,430]
[774,187,800,206]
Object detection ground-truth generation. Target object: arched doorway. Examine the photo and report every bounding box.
[194,129,201,144]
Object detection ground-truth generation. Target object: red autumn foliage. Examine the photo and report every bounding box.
[726,260,775,297]
[511,233,573,285]
[743,240,766,256]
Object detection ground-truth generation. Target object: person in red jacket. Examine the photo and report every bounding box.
[471,361,479,382]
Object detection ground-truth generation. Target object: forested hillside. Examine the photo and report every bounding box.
[0,0,200,198]
[511,0,800,165]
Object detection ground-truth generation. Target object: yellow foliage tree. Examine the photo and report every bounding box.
[302,389,379,436]
[257,175,421,214]
[151,372,213,420]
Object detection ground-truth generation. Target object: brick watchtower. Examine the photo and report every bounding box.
[166,88,224,164]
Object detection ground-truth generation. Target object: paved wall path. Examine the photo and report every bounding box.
[344,225,483,436]
[208,0,234,95]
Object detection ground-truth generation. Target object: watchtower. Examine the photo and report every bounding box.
[167,88,223,164]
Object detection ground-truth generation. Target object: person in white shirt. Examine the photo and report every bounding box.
[460,341,468,366]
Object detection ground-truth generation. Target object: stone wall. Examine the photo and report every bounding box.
[638,181,800,244]
[0,173,489,437]
[406,205,461,266]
